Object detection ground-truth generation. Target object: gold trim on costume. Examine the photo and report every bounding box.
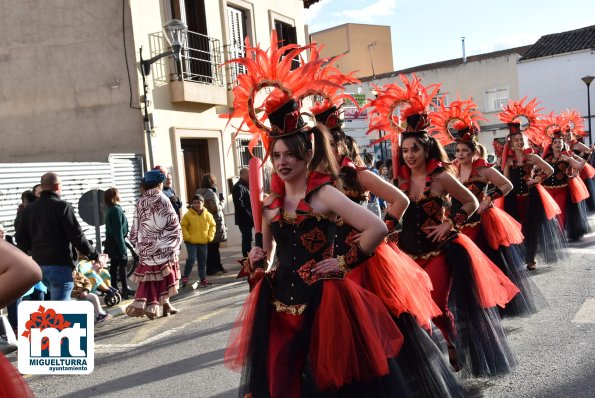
[408,250,441,260]
[272,299,307,315]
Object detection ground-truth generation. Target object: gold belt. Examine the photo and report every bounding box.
[272,299,307,315]
[408,250,441,260]
[545,183,568,189]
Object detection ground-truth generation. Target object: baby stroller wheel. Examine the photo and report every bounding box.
[104,293,118,307]
[114,292,122,304]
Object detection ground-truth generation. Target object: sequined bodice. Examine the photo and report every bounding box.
[543,155,569,187]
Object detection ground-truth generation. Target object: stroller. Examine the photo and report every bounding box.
[75,258,122,307]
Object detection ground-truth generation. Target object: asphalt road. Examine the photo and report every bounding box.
[10,233,595,397]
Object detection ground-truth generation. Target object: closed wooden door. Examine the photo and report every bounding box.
[182,139,209,202]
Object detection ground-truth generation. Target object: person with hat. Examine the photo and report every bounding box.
[180,194,216,288]
[431,97,538,318]
[539,113,590,241]
[499,98,565,271]
[126,169,182,320]
[224,32,411,397]
[374,76,519,377]
[309,74,464,397]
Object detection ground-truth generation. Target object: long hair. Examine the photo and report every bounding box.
[400,132,453,174]
[104,187,120,206]
[457,140,487,160]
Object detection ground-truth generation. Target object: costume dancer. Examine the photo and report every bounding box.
[308,79,463,397]
[539,113,591,241]
[224,32,410,398]
[368,75,519,378]
[562,109,595,213]
[499,98,567,270]
[430,98,537,317]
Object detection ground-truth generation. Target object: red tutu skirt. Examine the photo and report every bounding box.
[0,354,35,397]
[453,235,520,309]
[535,183,562,220]
[580,163,595,179]
[479,206,524,250]
[569,176,590,203]
[225,278,404,392]
[347,242,441,330]
[127,260,180,315]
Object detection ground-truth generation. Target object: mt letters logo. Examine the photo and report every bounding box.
[18,301,94,374]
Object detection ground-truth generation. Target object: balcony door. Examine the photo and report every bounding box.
[171,0,213,82]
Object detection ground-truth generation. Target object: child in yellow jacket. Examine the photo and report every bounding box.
[181,194,216,287]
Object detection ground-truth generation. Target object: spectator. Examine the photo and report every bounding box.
[103,187,134,299]
[32,184,42,199]
[232,168,253,257]
[377,163,390,211]
[15,172,100,301]
[155,166,182,218]
[71,270,111,323]
[196,173,228,276]
[363,153,381,217]
[126,170,182,320]
[181,194,216,288]
[14,190,36,232]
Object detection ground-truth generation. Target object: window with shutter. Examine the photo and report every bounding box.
[227,6,247,82]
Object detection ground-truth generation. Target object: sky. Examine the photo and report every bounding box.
[304,0,595,70]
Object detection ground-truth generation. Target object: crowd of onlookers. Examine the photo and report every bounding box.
[1,166,256,330]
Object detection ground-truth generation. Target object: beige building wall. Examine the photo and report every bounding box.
[129,0,307,246]
[310,24,393,79]
[0,0,143,162]
[346,48,527,154]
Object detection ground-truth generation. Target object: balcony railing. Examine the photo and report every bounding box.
[179,30,224,86]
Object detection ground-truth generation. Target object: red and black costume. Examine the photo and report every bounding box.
[226,172,409,397]
[454,159,538,317]
[398,158,519,378]
[541,145,591,241]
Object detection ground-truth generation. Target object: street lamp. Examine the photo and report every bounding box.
[139,19,187,169]
[581,75,594,146]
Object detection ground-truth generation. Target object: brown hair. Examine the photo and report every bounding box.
[400,133,454,174]
[200,173,216,189]
[104,188,120,206]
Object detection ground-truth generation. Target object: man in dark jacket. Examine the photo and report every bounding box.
[16,172,100,300]
[232,168,253,257]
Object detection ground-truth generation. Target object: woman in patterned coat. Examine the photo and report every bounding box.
[126,170,182,320]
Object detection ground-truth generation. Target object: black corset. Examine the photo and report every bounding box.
[543,160,568,186]
[399,195,447,256]
[270,215,335,305]
[509,166,530,195]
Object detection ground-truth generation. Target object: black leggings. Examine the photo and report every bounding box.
[109,256,129,291]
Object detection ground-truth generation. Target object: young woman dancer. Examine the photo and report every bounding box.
[309,91,463,396]
[499,98,566,270]
[368,75,519,378]
[430,98,537,317]
[224,33,411,397]
[538,114,590,241]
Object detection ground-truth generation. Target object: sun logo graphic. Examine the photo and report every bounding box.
[18,301,94,374]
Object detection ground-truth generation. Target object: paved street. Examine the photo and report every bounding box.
[7,234,595,397]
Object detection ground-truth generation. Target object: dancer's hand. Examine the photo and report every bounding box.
[527,178,540,187]
[347,231,363,244]
[312,258,340,275]
[477,197,492,214]
[248,246,267,271]
[424,222,452,242]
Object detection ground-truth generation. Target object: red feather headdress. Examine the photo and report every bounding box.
[428,97,487,145]
[498,96,544,143]
[561,109,586,137]
[222,31,340,156]
[302,46,360,129]
[539,112,565,142]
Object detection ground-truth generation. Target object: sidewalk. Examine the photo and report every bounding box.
[103,245,246,317]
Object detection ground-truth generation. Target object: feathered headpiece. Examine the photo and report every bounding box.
[539,112,565,142]
[365,74,440,178]
[561,109,586,137]
[428,97,487,145]
[222,31,340,156]
[302,46,360,129]
[366,74,440,140]
[498,96,544,143]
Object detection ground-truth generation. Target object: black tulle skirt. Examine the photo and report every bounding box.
[583,177,595,213]
[566,199,592,241]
